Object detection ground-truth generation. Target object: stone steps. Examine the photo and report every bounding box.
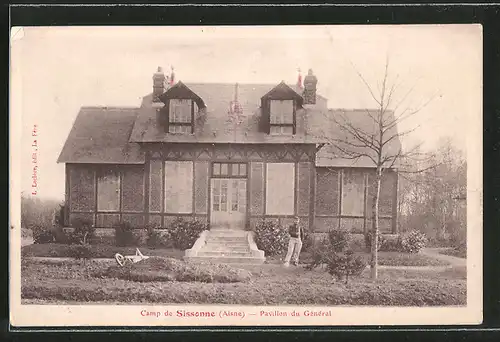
[209,229,248,236]
[184,255,265,264]
[183,229,265,264]
[197,250,253,257]
[203,245,250,252]
[205,240,249,246]
[205,236,249,243]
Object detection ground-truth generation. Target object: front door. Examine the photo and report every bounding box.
[210,178,247,230]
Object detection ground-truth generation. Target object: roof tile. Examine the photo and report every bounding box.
[57,107,144,164]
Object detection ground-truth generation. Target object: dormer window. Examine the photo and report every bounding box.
[168,99,194,134]
[270,99,295,135]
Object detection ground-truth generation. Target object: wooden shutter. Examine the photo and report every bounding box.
[260,99,271,134]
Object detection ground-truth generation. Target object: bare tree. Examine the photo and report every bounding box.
[317,58,438,279]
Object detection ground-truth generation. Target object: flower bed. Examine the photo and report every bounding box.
[96,257,252,283]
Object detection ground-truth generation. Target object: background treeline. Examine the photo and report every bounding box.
[21,194,62,231]
[398,138,466,249]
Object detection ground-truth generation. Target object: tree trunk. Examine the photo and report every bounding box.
[370,168,382,280]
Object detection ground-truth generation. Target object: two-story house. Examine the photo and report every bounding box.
[57,67,400,262]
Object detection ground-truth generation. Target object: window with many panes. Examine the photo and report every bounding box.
[212,162,247,178]
[211,179,247,213]
[270,100,295,135]
[169,99,193,134]
[231,179,247,212]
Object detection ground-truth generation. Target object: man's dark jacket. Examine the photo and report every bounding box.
[288,223,302,239]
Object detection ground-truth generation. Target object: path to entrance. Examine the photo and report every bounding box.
[420,247,466,267]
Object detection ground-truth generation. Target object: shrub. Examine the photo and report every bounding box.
[305,237,367,284]
[33,226,55,244]
[132,229,148,247]
[146,224,170,249]
[301,228,314,252]
[115,222,138,247]
[326,250,368,284]
[305,228,353,271]
[305,237,335,270]
[68,244,93,261]
[253,220,289,256]
[328,228,351,253]
[364,230,387,252]
[379,237,400,252]
[70,218,95,245]
[52,227,71,244]
[399,230,427,253]
[348,235,365,252]
[169,218,207,250]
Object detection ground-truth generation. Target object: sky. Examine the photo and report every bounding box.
[10,25,482,200]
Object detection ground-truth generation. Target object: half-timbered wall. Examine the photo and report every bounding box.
[314,167,398,234]
[66,163,146,228]
[145,143,316,230]
[66,145,397,234]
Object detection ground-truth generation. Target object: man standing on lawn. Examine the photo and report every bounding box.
[283,215,303,267]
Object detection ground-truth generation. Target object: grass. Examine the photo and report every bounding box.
[439,248,467,259]
[97,257,252,283]
[267,251,451,267]
[21,243,184,259]
[21,258,466,306]
[364,251,451,267]
[23,243,451,267]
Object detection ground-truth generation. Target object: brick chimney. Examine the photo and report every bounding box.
[303,68,318,105]
[153,66,168,103]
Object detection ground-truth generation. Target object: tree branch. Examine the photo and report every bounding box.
[349,60,382,107]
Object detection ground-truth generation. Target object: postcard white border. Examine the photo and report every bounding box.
[9,24,483,327]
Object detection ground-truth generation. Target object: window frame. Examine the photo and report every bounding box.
[168,98,195,134]
[211,162,248,178]
[164,160,194,214]
[341,169,366,217]
[96,168,121,212]
[265,162,296,215]
[269,99,296,135]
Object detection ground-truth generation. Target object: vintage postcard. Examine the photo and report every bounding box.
[10,25,483,327]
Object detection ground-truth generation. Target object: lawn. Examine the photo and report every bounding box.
[268,251,451,267]
[21,243,184,259]
[362,251,451,267]
[21,257,466,306]
[439,247,466,259]
[22,244,451,267]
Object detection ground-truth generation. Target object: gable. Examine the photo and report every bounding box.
[158,81,206,109]
[261,81,304,105]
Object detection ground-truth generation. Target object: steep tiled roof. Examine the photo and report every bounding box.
[57,107,145,164]
[129,82,327,144]
[58,82,401,169]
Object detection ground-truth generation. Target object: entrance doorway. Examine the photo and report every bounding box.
[210,178,247,230]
